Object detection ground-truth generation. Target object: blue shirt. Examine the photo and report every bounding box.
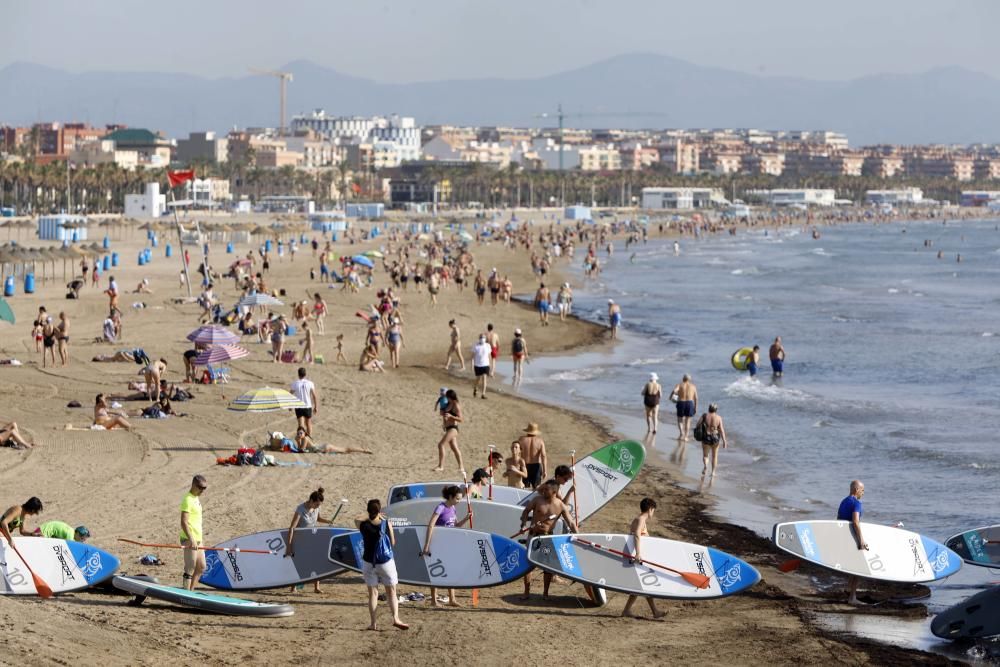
[837,495,863,521]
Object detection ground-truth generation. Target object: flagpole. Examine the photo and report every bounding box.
[168,178,194,299]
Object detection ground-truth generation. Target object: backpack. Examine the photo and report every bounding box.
[373,519,393,564]
[512,337,525,354]
[693,415,707,442]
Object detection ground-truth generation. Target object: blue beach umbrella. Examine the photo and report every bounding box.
[351,255,374,268]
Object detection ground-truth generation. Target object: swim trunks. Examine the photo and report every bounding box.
[747,361,758,377]
[294,407,313,419]
[537,301,549,314]
[490,344,499,359]
[676,400,695,418]
[771,359,783,373]
[474,365,490,377]
[610,313,622,326]
[525,463,542,488]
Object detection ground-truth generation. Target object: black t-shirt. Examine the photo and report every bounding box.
[359,519,383,564]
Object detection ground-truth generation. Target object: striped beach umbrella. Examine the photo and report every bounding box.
[228,387,305,413]
[238,292,284,308]
[186,324,240,345]
[363,250,384,258]
[194,344,248,366]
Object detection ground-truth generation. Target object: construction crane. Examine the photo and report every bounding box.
[534,104,669,173]
[249,68,294,135]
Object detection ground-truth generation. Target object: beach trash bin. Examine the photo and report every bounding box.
[103,235,110,249]
[265,239,272,252]
[24,273,34,294]
[331,233,338,242]
[3,276,14,297]
[165,244,172,258]
[226,242,233,254]
[72,230,78,243]
[102,255,110,271]
[203,243,210,257]
[300,234,306,244]
[144,248,152,262]
[138,253,146,266]
[111,252,119,267]
[151,234,158,248]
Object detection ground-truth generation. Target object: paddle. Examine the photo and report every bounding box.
[509,515,559,540]
[778,559,802,573]
[570,536,711,589]
[487,446,495,501]
[330,499,348,524]
[461,469,479,607]
[569,450,579,527]
[6,538,53,598]
[118,538,279,555]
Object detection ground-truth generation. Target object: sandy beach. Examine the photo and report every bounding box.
[0,216,954,666]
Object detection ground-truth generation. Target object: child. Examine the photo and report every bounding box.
[335,334,347,363]
[504,440,528,488]
[433,387,449,413]
[621,498,666,620]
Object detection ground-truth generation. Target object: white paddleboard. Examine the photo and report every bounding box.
[773,520,962,583]
[386,498,532,540]
[387,482,531,506]
[0,537,119,595]
[113,575,294,617]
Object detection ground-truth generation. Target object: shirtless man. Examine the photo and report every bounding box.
[621,498,665,619]
[533,283,550,326]
[769,337,785,377]
[672,374,698,441]
[518,423,547,489]
[519,480,578,600]
[608,300,622,340]
[444,319,466,371]
[485,323,500,377]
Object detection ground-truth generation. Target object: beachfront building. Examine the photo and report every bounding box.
[291,111,420,166]
[959,191,1000,207]
[658,139,699,174]
[619,143,660,171]
[776,130,849,150]
[187,178,232,208]
[124,182,167,219]
[699,149,743,174]
[641,187,725,210]
[865,188,924,205]
[758,189,836,207]
[102,129,172,168]
[69,140,139,170]
[175,132,229,165]
[863,154,905,178]
[742,152,786,176]
[578,144,622,171]
[905,153,975,181]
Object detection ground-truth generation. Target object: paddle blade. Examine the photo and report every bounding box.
[778,559,802,573]
[32,572,54,598]
[682,571,711,589]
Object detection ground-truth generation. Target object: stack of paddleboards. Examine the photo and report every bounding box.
[772,520,962,583]
[0,537,120,595]
[931,524,1000,640]
[387,482,531,506]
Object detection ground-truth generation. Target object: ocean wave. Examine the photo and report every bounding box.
[548,367,608,382]
[887,288,900,294]
[722,377,880,420]
[731,267,761,275]
[626,357,666,367]
[810,248,833,256]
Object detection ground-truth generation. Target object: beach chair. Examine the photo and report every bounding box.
[206,366,230,384]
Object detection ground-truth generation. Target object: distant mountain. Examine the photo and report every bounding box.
[2,54,999,145]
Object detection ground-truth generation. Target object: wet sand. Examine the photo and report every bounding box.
[0,218,954,665]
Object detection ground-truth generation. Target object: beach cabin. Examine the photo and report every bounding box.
[309,211,349,233]
[345,203,385,218]
[38,214,88,242]
[564,205,591,220]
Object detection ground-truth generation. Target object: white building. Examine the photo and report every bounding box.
[186,178,232,208]
[865,188,923,205]
[641,187,726,210]
[765,189,836,207]
[125,182,167,219]
[291,111,420,164]
[69,140,139,170]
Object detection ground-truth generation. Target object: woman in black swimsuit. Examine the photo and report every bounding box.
[433,389,464,472]
[699,403,727,477]
[641,373,662,435]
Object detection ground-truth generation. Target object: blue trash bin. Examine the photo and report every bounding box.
[103,255,110,271]
[3,276,13,297]
[111,252,119,267]
[265,239,272,253]
[138,253,146,266]
[24,273,34,294]
[226,242,233,254]
[151,235,158,248]
[165,244,172,258]
[102,236,110,249]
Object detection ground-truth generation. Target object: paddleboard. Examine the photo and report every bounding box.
[528,534,760,599]
[386,498,538,540]
[112,575,294,617]
[200,527,351,590]
[387,482,532,506]
[0,537,119,595]
[931,585,1000,640]
[773,520,962,583]
[945,525,1000,568]
[328,526,530,588]
[518,440,646,527]
[731,347,753,371]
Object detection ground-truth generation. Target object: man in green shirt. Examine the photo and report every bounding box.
[180,475,207,590]
[38,521,90,542]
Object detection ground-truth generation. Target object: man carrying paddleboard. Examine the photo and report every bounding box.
[622,498,666,620]
[837,480,867,605]
[519,480,578,600]
[180,475,208,591]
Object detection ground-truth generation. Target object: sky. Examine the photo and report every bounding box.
[4,0,998,82]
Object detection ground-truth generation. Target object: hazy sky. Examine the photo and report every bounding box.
[5,1,997,81]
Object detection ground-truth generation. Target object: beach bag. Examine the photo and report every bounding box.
[133,348,151,367]
[251,450,267,466]
[693,415,707,443]
[373,519,393,565]
[512,337,525,354]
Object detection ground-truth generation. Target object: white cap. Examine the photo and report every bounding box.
[608,299,614,304]
[514,328,522,335]
[649,372,658,381]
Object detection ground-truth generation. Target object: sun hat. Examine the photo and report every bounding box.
[650,372,659,381]
[523,423,541,435]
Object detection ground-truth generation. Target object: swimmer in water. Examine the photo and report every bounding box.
[629,253,636,264]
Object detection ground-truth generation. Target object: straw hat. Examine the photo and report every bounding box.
[523,423,541,435]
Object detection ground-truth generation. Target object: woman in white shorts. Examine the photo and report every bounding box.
[358,499,408,631]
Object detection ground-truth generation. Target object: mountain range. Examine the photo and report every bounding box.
[3,53,999,146]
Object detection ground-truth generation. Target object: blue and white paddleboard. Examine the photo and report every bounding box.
[945,524,1000,568]
[113,576,294,617]
[387,482,531,506]
[0,537,119,595]
[773,520,962,583]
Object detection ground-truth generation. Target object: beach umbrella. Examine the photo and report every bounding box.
[363,250,384,258]
[0,297,14,325]
[194,344,248,366]
[458,231,474,242]
[351,255,374,268]
[187,324,241,345]
[228,387,305,413]
[238,292,284,308]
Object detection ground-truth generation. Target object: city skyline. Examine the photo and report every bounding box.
[5,0,999,82]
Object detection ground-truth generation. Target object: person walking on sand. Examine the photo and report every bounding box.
[769,337,785,377]
[511,328,529,386]
[419,485,473,607]
[486,323,500,377]
[271,314,289,363]
[838,480,868,605]
[621,498,666,620]
[533,283,551,325]
[311,293,327,335]
[444,319,466,371]
[519,480,578,600]
[641,373,662,434]
[41,315,57,368]
[672,374,698,441]
[356,499,408,631]
[472,334,492,398]
[285,487,338,593]
[299,319,315,364]
[608,299,622,339]
[106,275,119,312]
[290,367,318,436]
[697,403,727,477]
[56,312,71,366]
[386,316,404,369]
[180,475,208,591]
[1,497,43,542]
[556,283,573,321]
[434,389,465,472]
[518,423,547,489]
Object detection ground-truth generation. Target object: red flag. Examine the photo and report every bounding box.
[351,182,361,194]
[167,169,196,188]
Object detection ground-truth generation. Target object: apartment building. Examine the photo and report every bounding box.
[578,144,622,171]
[659,139,699,174]
[905,153,975,181]
[700,149,743,174]
[175,131,229,165]
[742,152,785,176]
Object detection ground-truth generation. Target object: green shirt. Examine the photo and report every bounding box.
[40,520,75,541]
[179,492,203,543]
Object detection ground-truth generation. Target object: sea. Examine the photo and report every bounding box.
[501,217,1000,658]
